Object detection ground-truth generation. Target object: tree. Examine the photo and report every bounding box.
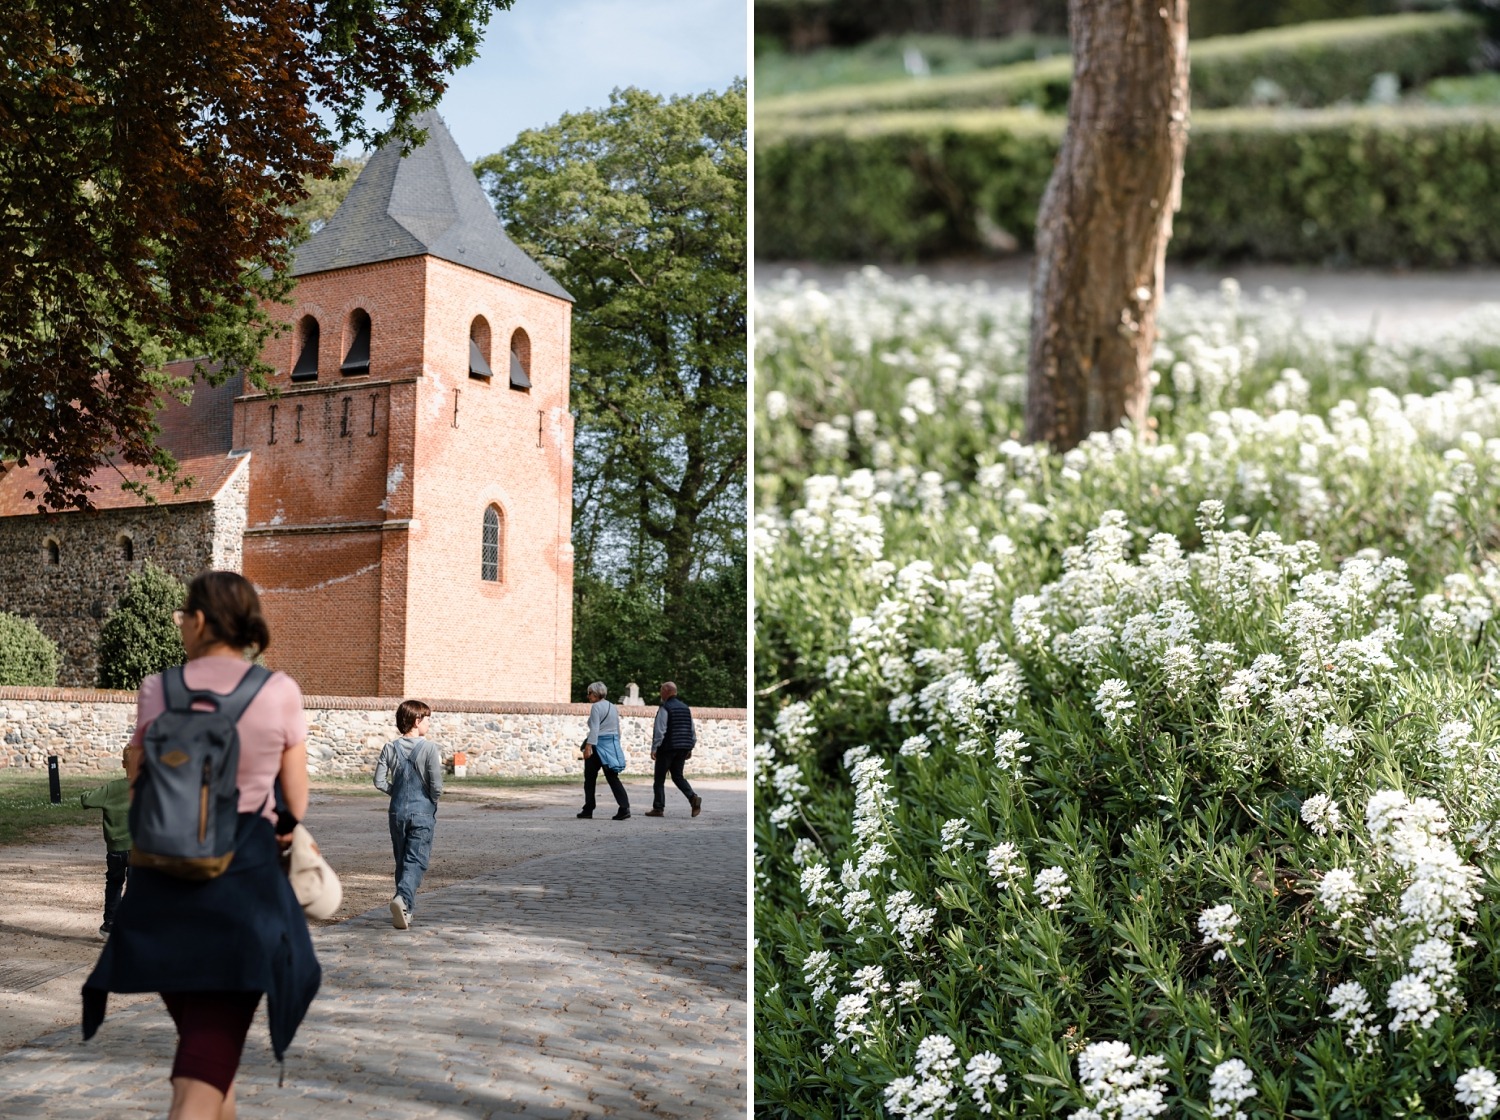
[477,84,748,609]
[0,1,509,513]
[0,612,59,687]
[1024,0,1190,450]
[96,563,185,690]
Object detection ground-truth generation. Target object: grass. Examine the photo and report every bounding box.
[0,770,114,847]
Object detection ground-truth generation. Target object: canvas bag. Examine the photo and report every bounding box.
[129,664,271,880]
[283,824,342,918]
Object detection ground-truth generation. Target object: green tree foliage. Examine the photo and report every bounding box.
[290,155,367,237]
[96,563,186,690]
[0,613,59,687]
[479,84,747,709]
[478,83,747,600]
[572,555,747,707]
[0,1,509,513]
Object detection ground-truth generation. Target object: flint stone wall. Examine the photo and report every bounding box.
[0,688,748,777]
[0,457,249,688]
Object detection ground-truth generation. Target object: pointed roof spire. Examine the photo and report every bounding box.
[294,110,571,302]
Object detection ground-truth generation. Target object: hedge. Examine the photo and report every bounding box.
[755,106,1500,265]
[0,612,58,687]
[758,11,1482,118]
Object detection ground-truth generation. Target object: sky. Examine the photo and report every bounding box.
[367,0,748,162]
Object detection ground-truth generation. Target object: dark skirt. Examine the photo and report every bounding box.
[82,811,320,1060]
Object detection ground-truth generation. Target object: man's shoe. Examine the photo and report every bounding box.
[690,795,703,818]
[98,924,111,939]
[576,810,593,819]
[390,896,411,930]
[612,809,631,820]
[644,808,665,817]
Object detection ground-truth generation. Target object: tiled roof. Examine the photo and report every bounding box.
[0,363,245,516]
[294,111,573,303]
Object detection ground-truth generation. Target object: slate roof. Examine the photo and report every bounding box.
[0,365,243,516]
[294,111,572,303]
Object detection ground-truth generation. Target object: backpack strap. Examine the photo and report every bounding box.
[214,664,274,725]
[160,665,191,714]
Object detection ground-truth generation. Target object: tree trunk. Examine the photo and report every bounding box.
[1024,0,1190,451]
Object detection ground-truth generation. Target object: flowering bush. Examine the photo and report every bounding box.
[754,272,1500,1117]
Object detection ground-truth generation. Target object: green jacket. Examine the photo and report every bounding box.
[80,778,132,852]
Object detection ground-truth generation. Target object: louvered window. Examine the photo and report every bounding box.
[292,317,319,381]
[342,309,371,375]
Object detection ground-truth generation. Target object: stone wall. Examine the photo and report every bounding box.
[0,688,748,778]
[0,495,241,687]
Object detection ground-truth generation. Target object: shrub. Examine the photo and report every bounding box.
[759,11,1482,118]
[756,106,1500,265]
[96,563,186,690]
[754,273,1500,1118]
[0,613,59,687]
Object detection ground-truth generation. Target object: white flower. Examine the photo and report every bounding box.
[802,949,836,1003]
[987,842,1027,888]
[1073,1041,1169,1120]
[1198,903,1243,961]
[1327,980,1377,1050]
[896,979,924,1004]
[1034,867,1072,911]
[1456,1067,1500,1120]
[1208,1058,1258,1120]
[1387,974,1440,1033]
[886,889,938,952]
[1316,868,1365,926]
[900,734,932,759]
[800,863,837,907]
[940,818,971,853]
[1094,679,1136,731]
[992,729,1031,773]
[832,992,873,1049]
[964,1052,1009,1115]
[1301,794,1343,837]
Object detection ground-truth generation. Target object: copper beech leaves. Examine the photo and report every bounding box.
[0,0,508,512]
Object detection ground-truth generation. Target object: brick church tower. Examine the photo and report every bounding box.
[234,112,575,701]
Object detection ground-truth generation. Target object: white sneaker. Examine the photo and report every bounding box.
[390,896,410,929]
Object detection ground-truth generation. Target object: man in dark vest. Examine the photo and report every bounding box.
[644,681,703,818]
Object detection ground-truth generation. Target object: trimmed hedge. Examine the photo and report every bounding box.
[0,612,59,687]
[758,11,1482,118]
[755,106,1500,265]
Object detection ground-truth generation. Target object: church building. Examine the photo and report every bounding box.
[0,113,576,702]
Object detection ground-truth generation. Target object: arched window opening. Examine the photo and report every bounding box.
[508,328,531,391]
[119,535,134,562]
[44,539,59,566]
[469,316,492,380]
[291,316,320,381]
[481,505,503,582]
[341,308,371,375]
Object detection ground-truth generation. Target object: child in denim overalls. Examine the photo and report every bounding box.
[373,699,444,929]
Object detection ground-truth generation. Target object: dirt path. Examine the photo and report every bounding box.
[0,778,745,1054]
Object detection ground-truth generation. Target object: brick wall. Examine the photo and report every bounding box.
[0,688,748,778]
[241,254,577,702]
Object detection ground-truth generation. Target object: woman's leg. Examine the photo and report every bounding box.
[162,991,259,1120]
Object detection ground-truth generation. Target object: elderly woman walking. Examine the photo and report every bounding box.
[577,681,630,821]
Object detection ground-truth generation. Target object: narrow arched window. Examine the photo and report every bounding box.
[469,316,492,380]
[342,308,371,375]
[44,539,59,565]
[509,328,531,391]
[481,505,502,582]
[291,315,319,381]
[119,535,134,562]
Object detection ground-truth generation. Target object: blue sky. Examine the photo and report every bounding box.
[373,0,747,162]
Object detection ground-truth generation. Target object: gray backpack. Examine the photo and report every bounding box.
[129,664,271,880]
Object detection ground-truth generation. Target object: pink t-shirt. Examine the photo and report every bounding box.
[131,656,309,821]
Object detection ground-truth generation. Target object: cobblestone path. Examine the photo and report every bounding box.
[0,792,747,1118]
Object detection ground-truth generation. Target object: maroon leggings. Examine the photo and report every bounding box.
[161,991,262,1095]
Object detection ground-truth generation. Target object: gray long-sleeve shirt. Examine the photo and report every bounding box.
[373,735,444,803]
[586,699,620,745]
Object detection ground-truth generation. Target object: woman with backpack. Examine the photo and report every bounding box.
[577,681,630,820]
[82,571,320,1120]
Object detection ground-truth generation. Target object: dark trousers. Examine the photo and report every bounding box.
[583,752,629,812]
[652,751,696,811]
[103,849,129,928]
